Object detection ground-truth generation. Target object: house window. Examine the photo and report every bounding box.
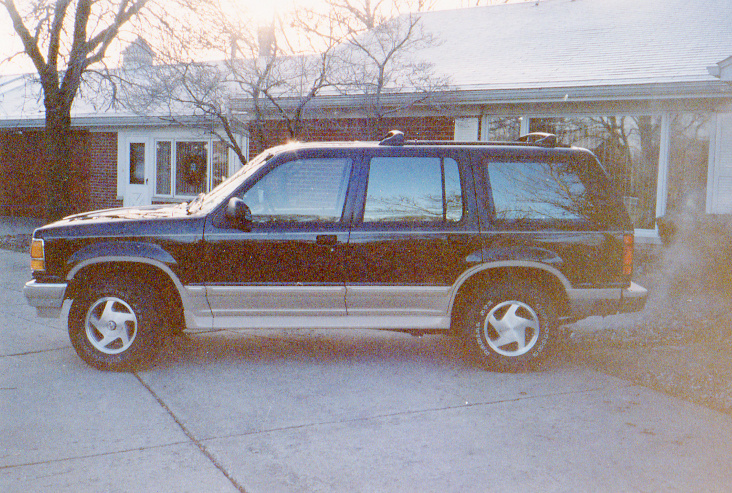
[176,141,208,196]
[530,116,662,229]
[667,113,712,216]
[154,139,231,199]
[129,143,145,185]
[483,116,522,141]
[156,142,172,195]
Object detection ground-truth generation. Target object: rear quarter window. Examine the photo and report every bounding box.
[485,155,629,230]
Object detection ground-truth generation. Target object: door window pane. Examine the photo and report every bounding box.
[363,157,463,223]
[176,141,208,196]
[444,159,463,222]
[156,141,172,195]
[241,158,351,223]
[129,143,145,185]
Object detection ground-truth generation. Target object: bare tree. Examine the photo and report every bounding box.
[1,0,150,220]
[295,0,450,139]
[121,0,338,159]
[124,0,449,163]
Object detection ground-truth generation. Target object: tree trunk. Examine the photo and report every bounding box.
[44,96,75,222]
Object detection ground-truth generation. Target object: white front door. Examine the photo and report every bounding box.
[124,140,151,207]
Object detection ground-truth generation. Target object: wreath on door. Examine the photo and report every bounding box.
[182,154,206,187]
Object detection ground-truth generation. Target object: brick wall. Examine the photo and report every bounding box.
[0,130,121,218]
[0,130,48,218]
[248,116,455,157]
[88,132,122,211]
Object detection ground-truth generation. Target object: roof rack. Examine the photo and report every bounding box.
[379,130,405,146]
[516,132,558,147]
[378,130,560,148]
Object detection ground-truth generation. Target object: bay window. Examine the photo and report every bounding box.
[154,139,233,199]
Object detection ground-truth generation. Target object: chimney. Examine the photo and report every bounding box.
[257,25,276,59]
[122,37,154,68]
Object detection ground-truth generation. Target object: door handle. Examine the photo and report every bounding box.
[316,234,338,246]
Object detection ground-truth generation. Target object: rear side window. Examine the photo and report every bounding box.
[363,157,463,224]
[486,160,597,228]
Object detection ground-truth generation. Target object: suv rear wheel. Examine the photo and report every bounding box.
[464,284,555,372]
[69,278,163,371]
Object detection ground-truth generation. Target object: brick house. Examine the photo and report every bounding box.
[1,0,732,247]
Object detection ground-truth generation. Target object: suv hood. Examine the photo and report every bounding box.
[61,203,189,223]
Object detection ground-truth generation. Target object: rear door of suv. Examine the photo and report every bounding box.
[345,146,483,328]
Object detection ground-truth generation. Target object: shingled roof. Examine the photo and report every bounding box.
[3,0,732,127]
[407,0,732,101]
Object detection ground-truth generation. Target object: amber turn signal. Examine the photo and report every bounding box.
[30,239,45,272]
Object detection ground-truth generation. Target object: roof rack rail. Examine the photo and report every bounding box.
[379,130,405,146]
[378,129,561,148]
[516,132,558,147]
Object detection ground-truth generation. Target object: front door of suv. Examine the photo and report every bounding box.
[203,152,356,327]
[346,150,482,329]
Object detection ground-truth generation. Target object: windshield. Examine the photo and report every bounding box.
[188,151,274,214]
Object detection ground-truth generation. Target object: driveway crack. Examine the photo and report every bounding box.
[133,373,247,493]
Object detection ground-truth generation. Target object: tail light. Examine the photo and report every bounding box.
[622,234,634,279]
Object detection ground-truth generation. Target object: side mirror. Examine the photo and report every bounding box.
[225,197,253,230]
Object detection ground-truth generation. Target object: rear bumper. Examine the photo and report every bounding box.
[567,281,647,321]
[619,281,648,313]
[23,280,67,318]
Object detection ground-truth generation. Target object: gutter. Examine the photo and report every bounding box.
[0,114,219,130]
[231,80,732,114]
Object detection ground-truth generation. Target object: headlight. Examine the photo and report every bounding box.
[30,239,45,272]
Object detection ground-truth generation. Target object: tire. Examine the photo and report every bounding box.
[68,279,164,371]
[463,284,556,372]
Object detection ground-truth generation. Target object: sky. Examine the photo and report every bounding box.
[0,0,517,75]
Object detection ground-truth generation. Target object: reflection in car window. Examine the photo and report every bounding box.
[486,160,592,227]
[241,158,351,223]
[363,157,463,223]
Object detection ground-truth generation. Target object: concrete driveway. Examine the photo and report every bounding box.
[2,249,732,492]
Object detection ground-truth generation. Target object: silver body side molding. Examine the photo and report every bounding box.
[52,257,646,330]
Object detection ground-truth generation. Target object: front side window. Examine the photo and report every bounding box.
[363,157,464,224]
[241,158,352,224]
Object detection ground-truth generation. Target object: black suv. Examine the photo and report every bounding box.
[24,131,647,372]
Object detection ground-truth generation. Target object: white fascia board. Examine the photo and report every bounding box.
[229,81,732,117]
[0,114,221,130]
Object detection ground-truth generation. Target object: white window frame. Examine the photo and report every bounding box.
[117,128,247,205]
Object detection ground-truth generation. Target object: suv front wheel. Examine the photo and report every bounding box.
[464,284,555,372]
[68,278,163,371]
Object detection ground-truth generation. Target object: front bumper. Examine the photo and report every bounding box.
[23,280,67,318]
